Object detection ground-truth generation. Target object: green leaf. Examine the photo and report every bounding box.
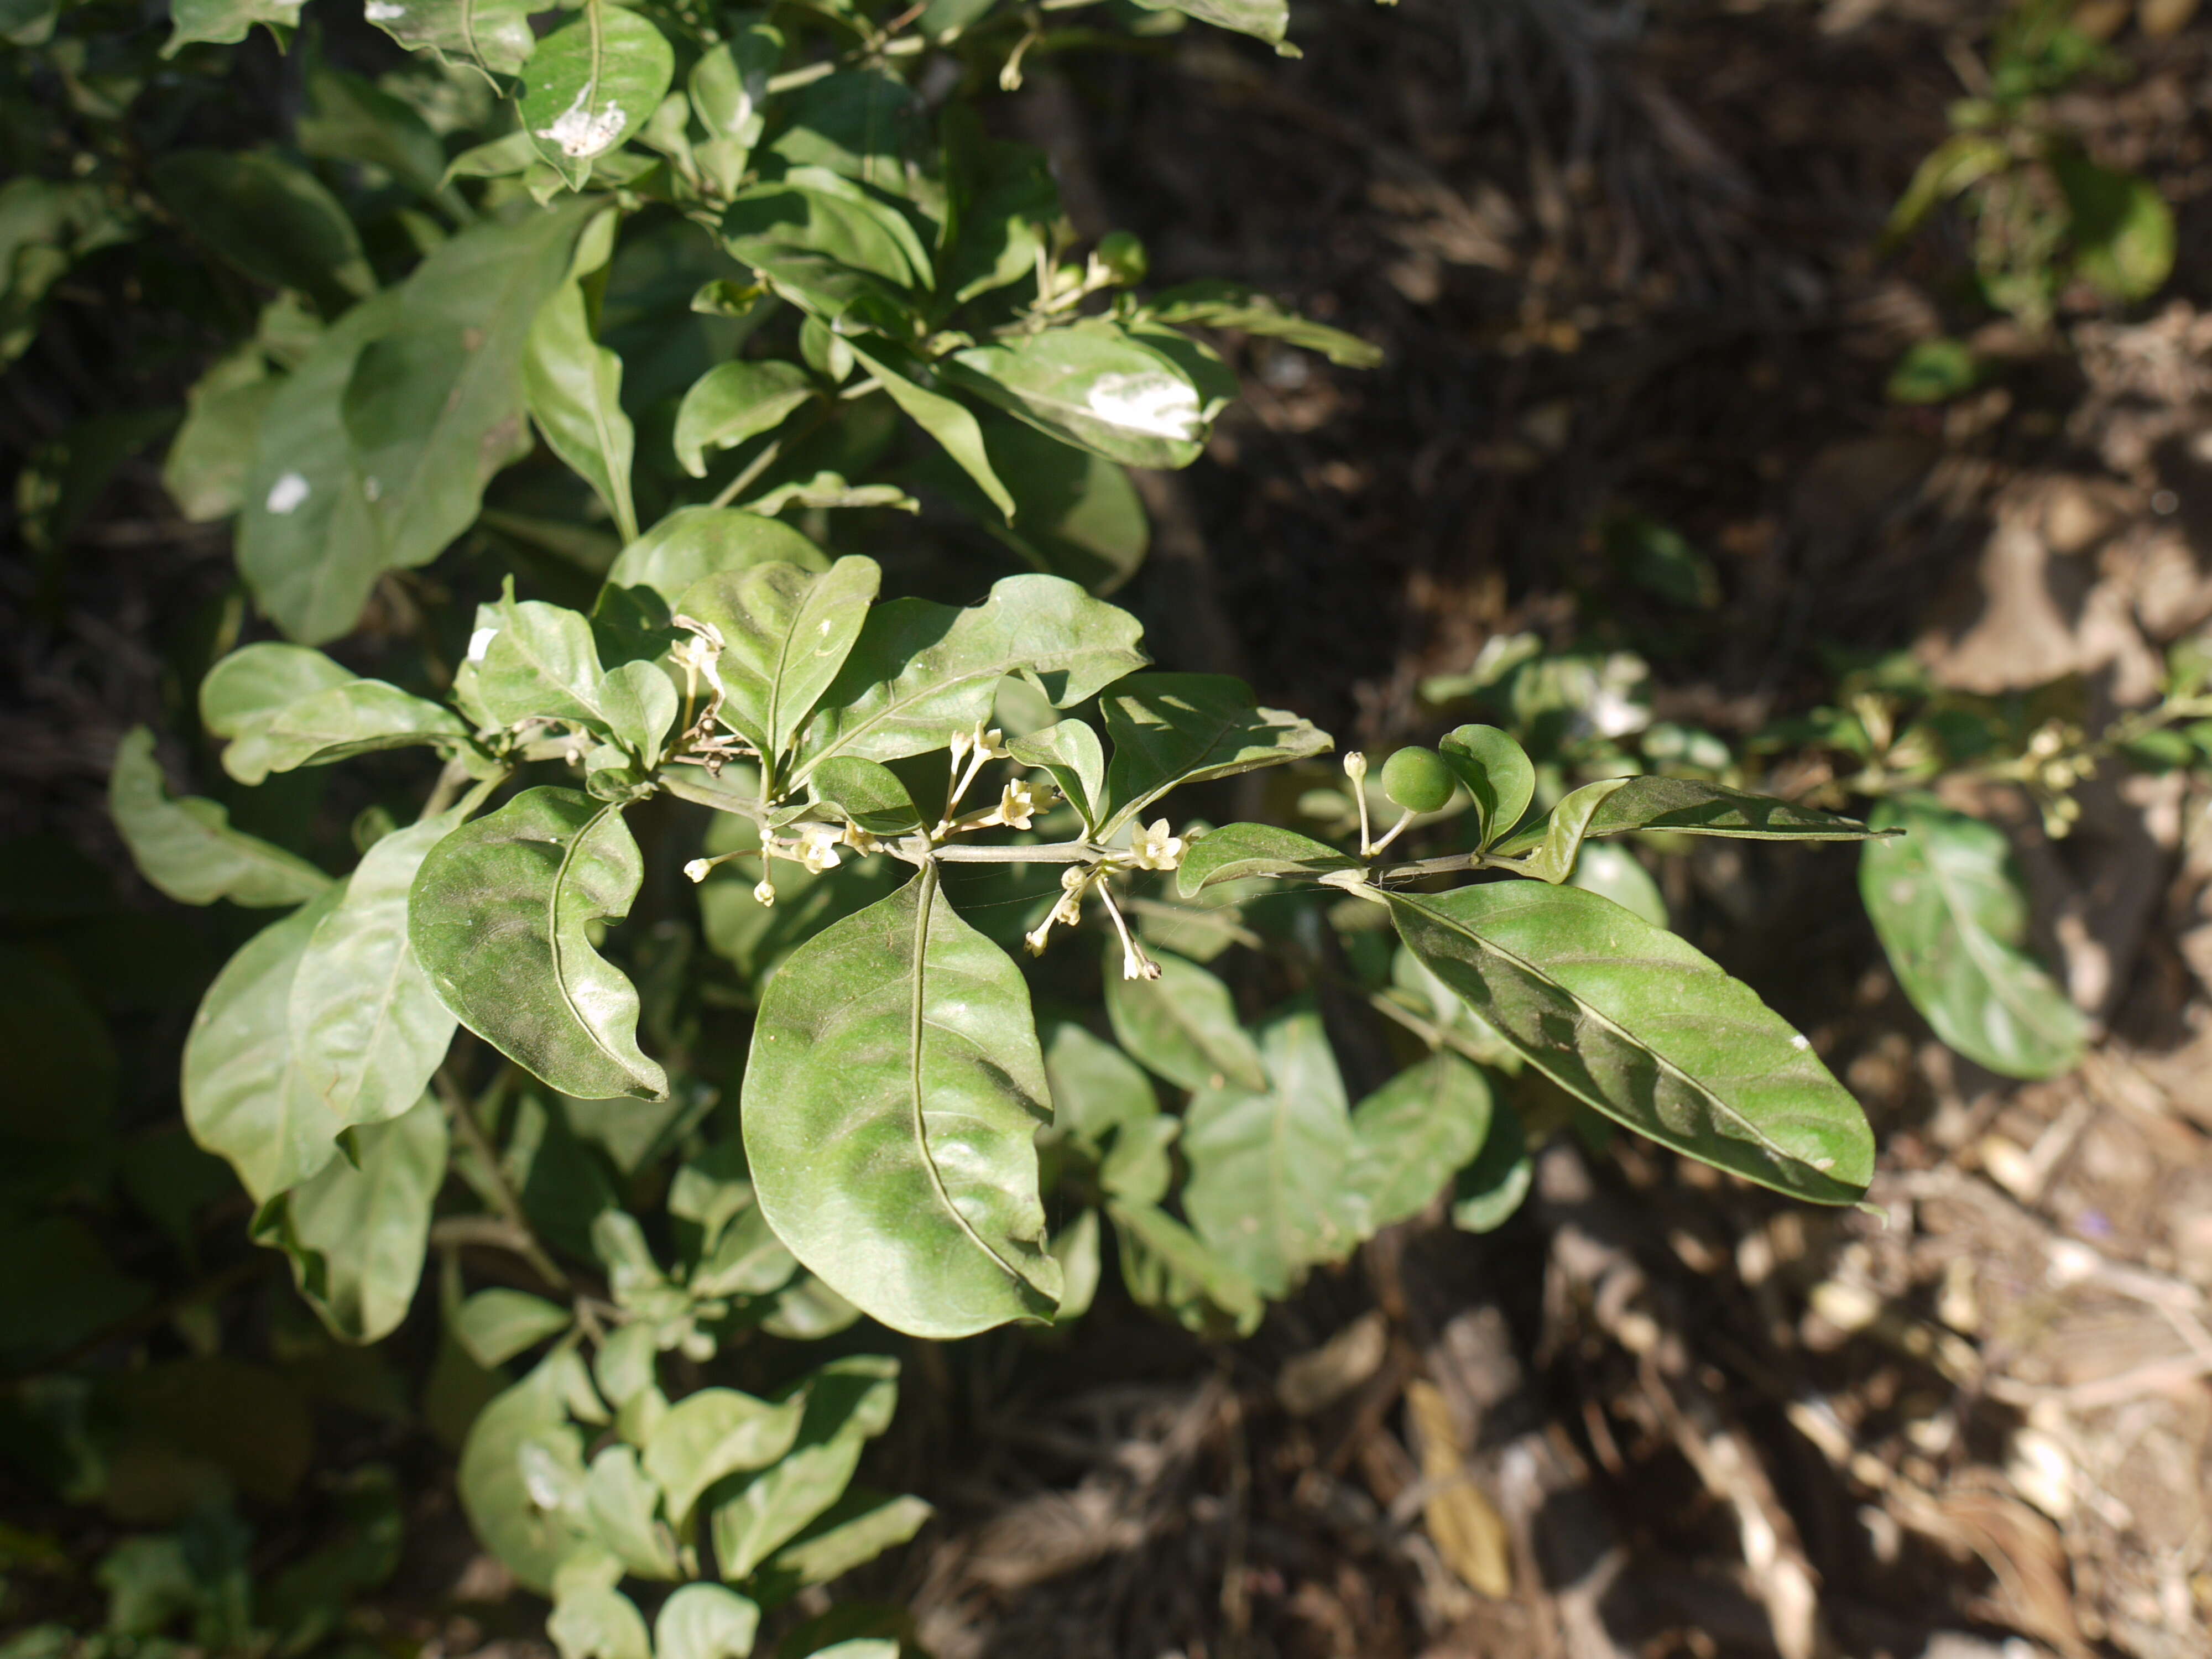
[1146,280,1374,365]
[291,812,461,1130]
[1108,1200,1262,1339]
[674,362,816,478]
[109,726,331,908]
[909,412,1151,596]
[765,71,930,198]
[1859,797,2088,1079]
[1603,513,1720,609]
[809,758,923,837]
[1566,841,1667,928]
[455,1288,575,1368]
[520,5,675,188]
[1494,778,1631,882]
[793,575,1147,784]
[679,556,882,768]
[298,62,452,204]
[848,339,1014,521]
[1050,1209,1101,1323]
[1006,719,1107,832]
[1098,673,1331,836]
[743,869,1061,1338]
[1580,777,1882,844]
[585,1444,680,1578]
[942,321,1234,471]
[722,185,922,291]
[367,0,536,80]
[1346,1053,1492,1232]
[1451,1098,1531,1234]
[656,1584,760,1659]
[1386,882,1873,1203]
[1098,1115,1177,1206]
[708,1355,898,1582]
[254,1093,448,1343]
[202,645,468,785]
[410,787,669,1102]
[1103,944,1265,1093]
[599,661,681,769]
[2056,152,2174,302]
[550,1585,651,1659]
[604,508,829,609]
[1438,725,1534,849]
[1174,823,1355,896]
[458,1357,601,1593]
[1041,1021,1157,1150]
[1181,1007,1366,1296]
[475,595,611,730]
[150,150,374,314]
[753,1490,931,1601]
[1885,132,2008,241]
[643,1387,806,1528]
[528,272,639,544]
[165,354,277,523]
[1887,337,1985,405]
[182,889,346,1202]
[241,202,594,644]
[163,0,301,54]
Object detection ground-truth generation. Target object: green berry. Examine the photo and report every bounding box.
[1380,745,1455,814]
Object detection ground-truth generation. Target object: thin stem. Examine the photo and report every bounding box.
[418,756,472,822]
[929,839,1100,864]
[434,1066,571,1291]
[707,398,833,509]
[1366,989,1503,1070]
[1368,806,1417,856]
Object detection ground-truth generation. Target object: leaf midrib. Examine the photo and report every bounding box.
[546,803,645,1086]
[1396,893,1830,1176]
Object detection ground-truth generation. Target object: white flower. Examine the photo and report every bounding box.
[981,778,1052,831]
[753,878,776,907]
[794,822,844,874]
[682,858,711,884]
[841,823,884,855]
[1128,818,1185,871]
[971,719,1010,761]
[1119,936,1162,981]
[1024,866,1091,956]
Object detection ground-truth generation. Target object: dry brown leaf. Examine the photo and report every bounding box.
[1277,1311,1389,1418]
[1402,1378,1512,1598]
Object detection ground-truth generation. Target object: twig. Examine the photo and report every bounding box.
[434,1066,571,1291]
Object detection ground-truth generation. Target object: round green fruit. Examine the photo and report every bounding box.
[1380,745,1455,814]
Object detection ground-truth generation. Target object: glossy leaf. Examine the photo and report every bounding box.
[1438,725,1533,849]
[298,62,451,203]
[1099,674,1331,836]
[455,1288,575,1368]
[708,1355,898,1582]
[793,575,1147,784]
[1387,883,1872,1203]
[943,321,1234,471]
[181,890,346,1203]
[474,596,611,731]
[849,339,1013,520]
[520,5,675,188]
[679,556,882,767]
[204,644,468,785]
[644,1387,805,1527]
[291,812,461,1131]
[1567,841,1667,928]
[655,1585,760,1659]
[1496,778,1631,883]
[527,273,638,544]
[585,1444,680,1578]
[1041,1021,1157,1149]
[1579,776,1882,844]
[410,787,669,1102]
[1860,797,2087,1079]
[163,0,303,53]
[1006,719,1106,832]
[603,508,827,608]
[809,758,922,837]
[674,361,815,478]
[1181,1008,1367,1296]
[1347,1052,1492,1232]
[743,870,1061,1338]
[1175,823,1355,896]
[254,1093,447,1343]
[1147,280,1376,364]
[109,726,331,908]
[1102,944,1266,1093]
[722,185,921,290]
[241,203,593,643]
[765,71,930,197]
[367,0,536,79]
[754,1490,931,1600]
